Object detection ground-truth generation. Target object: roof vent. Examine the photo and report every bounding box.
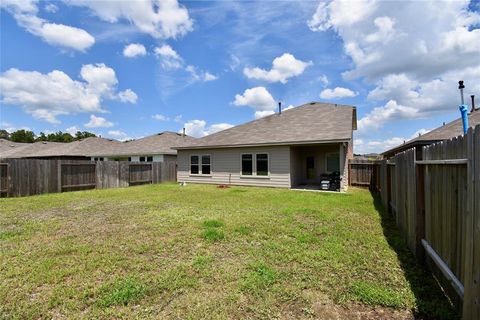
[310,102,316,105]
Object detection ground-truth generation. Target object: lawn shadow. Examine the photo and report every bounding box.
[370,190,459,320]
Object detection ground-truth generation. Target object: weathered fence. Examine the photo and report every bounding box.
[375,125,480,319]
[0,159,177,197]
[348,159,378,187]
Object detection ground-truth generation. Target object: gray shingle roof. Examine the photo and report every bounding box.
[176,102,356,149]
[0,137,121,158]
[88,132,196,157]
[382,111,480,156]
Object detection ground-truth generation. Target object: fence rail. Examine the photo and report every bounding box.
[0,159,177,198]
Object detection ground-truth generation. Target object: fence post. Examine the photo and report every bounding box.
[386,163,392,214]
[415,146,426,262]
[57,160,62,193]
[463,127,476,318]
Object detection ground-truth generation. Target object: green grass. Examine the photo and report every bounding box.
[0,183,456,319]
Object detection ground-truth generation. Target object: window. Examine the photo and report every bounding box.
[128,157,131,162]
[140,156,146,162]
[201,155,211,174]
[241,154,253,175]
[147,156,153,162]
[190,155,199,174]
[256,153,268,176]
[326,153,340,173]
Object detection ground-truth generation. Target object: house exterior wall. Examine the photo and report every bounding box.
[177,146,291,188]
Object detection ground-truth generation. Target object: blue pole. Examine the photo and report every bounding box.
[459,104,469,134]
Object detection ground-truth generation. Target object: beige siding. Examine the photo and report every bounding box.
[177,146,291,188]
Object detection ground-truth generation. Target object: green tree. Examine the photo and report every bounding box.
[0,129,10,140]
[74,131,96,140]
[10,130,35,143]
[36,132,48,141]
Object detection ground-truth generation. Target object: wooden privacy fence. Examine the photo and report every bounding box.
[348,159,381,188]
[0,159,177,197]
[376,125,479,319]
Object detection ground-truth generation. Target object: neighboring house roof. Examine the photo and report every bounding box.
[382,111,480,157]
[0,137,121,158]
[175,102,357,150]
[0,139,28,153]
[88,131,197,157]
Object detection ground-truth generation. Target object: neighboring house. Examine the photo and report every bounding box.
[0,137,121,160]
[87,131,196,162]
[175,102,357,191]
[382,111,480,159]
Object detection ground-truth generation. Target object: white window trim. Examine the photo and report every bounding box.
[190,154,212,176]
[240,152,270,177]
[325,152,340,173]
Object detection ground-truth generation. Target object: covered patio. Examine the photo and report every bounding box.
[289,142,348,191]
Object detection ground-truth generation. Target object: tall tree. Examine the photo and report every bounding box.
[10,130,35,143]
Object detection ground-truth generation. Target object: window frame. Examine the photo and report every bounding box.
[255,153,269,176]
[325,152,340,173]
[190,154,212,175]
[240,152,270,177]
[241,153,254,176]
[201,155,211,175]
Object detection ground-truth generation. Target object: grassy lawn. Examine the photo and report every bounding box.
[0,184,455,319]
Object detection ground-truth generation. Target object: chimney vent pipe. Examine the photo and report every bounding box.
[471,95,475,113]
[182,127,185,137]
[278,101,282,114]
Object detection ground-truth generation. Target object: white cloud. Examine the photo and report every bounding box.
[108,130,126,138]
[155,45,218,86]
[155,44,183,69]
[123,43,146,58]
[357,100,420,133]
[254,110,275,119]
[320,87,358,99]
[174,115,183,123]
[84,115,113,128]
[65,126,80,135]
[44,3,58,13]
[1,0,95,51]
[317,74,329,86]
[65,0,193,39]
[233,87,276,117]
[229,54,240,71]
[243,53,312,84]
[309,0,480,131]
[152,114,169,121]
[203,72,218,81]
[118,89,138,103]
[183,120,234,138]
[0,64,136,123]
[354,128,431,154]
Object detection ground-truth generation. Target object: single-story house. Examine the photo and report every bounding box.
[87,131,196,162]
[0,137,121,160]
[382,111,480,159]
[174,102,357,191]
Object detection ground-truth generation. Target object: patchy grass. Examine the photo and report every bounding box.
[96,277,147,307]
[201,228,225,242]
[0,183,456,319]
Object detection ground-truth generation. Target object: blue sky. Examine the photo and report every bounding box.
[1,0,479,153]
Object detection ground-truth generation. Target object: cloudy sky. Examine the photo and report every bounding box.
[1,0,479,153]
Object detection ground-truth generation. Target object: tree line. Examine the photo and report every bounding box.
[0,129,97,143]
